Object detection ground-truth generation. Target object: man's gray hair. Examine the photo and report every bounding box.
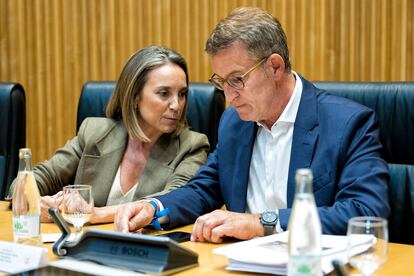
[205,7,291,72]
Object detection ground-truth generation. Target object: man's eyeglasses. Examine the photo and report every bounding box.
[209,57,267,91]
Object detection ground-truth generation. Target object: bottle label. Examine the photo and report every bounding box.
[288,255,322,276]
[13,215,40,238]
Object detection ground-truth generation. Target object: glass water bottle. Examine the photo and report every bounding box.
[12,148,41,246]
[288,168,322,276]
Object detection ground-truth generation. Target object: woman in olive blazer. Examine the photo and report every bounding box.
[35,46,209,223]
[35,117,208,223]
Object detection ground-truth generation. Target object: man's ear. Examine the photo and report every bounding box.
[268,53,285,81]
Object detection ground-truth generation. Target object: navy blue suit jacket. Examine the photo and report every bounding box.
[156,76,390,235]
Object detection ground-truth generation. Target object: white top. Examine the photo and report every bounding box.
[245,71,303,232]
[106,166,138,206]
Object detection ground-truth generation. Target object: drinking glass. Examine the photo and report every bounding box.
[61,185,94,238]
[347,217,388,276]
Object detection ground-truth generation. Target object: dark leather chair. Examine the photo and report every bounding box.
[314,81,414,244]
[0,83,26,200]
[77,81,225,152]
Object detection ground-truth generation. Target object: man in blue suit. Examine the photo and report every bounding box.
[115,7,390,243]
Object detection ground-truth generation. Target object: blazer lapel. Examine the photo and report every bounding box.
[85,121,128,207]
[287,77,319,206]
[134,134,177,199]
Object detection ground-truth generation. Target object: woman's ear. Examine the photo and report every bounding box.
[134,94,141,109]
[268,53,285,81]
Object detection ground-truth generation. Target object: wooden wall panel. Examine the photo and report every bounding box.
[0,0,413,163]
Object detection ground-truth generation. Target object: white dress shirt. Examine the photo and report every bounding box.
[155,72,303,229]
[245,72,302,232]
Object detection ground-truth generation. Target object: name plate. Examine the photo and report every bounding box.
[0,241,49,274]
[48,207,198,275]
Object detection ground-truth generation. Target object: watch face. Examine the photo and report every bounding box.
[262,211,278,223]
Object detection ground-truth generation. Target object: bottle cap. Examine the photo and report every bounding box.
[296,168,313,180]
[19,148,32,159]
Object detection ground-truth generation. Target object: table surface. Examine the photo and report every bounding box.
[1,201,413,275]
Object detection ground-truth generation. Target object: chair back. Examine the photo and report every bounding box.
[0,83,26,199]
[77,81,225,152]
[314,81,414,244]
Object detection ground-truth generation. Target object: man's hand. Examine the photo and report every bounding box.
[191,210,264,243]
[40,191,63,222]
[114,200,155,233]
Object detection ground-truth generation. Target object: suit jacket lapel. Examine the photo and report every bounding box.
[232,121,257,212]
[287,77,319,206]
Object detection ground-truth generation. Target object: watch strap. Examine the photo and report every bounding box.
[263,224,275,236]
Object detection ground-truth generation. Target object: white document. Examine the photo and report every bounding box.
[42,233,76,243]
[214,231,374,275]
[0,240,49,274]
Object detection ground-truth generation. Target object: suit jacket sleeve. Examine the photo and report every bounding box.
[144,130,210,198]
[279,107,390,234]
[155,138,224,229]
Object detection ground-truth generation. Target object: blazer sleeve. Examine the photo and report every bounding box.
[34,120,89,196]
[279,108,390,234]
[145,131,210,198]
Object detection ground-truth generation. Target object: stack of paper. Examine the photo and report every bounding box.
[214,231,373,275]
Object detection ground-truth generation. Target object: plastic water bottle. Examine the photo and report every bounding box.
[12,148,41,246]
[288,168,322,276]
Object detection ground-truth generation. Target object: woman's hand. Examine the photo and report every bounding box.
[88,205,118,224]
[40,191,63,222]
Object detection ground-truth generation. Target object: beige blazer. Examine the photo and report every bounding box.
[34,118,209,207]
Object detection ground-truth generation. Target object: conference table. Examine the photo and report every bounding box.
[0,201,413,275]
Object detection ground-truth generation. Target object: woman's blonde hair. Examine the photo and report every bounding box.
[106,46,189,142]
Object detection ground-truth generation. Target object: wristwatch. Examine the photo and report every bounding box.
[260,210,278,236]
